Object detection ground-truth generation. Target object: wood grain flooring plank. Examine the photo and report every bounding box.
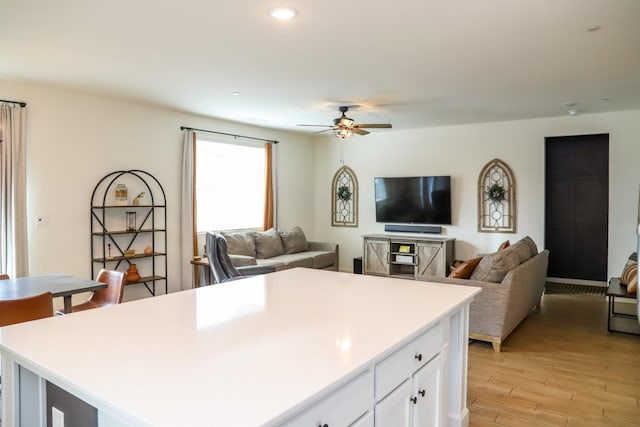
[467,293,640,426]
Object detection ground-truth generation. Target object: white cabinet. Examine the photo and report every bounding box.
[374,323,445,427]
[363,235,454,279]
[374,356,444,427]
[281,370,373,427]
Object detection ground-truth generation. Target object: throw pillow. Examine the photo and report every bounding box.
[220,231,255,257]
[498,240,510,251]
[254,228,285,259]
[470,248,520,283]
[522,236,538,257]
[620,257,637,286]
[449,257,482,279]
[509,240,533,264]
[279,226,309,254]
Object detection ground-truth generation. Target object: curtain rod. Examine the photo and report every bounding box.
[0,99,27,107]
[180,126,278,144]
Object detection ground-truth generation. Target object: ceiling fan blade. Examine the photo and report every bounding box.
[297,124,333,127]
[314,128,334,134]
[352,128,370,135]
[354,124,392,129]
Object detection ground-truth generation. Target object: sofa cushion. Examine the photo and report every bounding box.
[220,231,255,257]
[307,251,336,269]
[470,248,520,283]
[449,257,482,279]
[266,253,314,269]
[229,254,257,267]
[256,258,286,271]
[279,226,309,254]
[254,228,285,259]
[522,236,538,257]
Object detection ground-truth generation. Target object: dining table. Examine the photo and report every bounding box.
[0,274,106,314]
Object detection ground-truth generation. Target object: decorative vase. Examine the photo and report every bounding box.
[133,198,140,206]
[144,246,152,255]
[126,264,141,283]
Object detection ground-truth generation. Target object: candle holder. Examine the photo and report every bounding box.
[126,211,137,231]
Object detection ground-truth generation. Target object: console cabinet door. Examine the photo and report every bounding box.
[416,243,445,278]
[364,239,390,276]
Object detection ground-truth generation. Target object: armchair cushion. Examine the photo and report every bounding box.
[254,228,285,259]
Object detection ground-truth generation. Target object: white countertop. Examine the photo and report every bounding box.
[0,268,479,426]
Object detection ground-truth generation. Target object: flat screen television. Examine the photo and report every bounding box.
[374,176,452,225]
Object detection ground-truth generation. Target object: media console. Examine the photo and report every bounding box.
[363,234,455,279]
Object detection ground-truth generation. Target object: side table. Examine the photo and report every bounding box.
[190,257,211,287]
[606,277,640,335]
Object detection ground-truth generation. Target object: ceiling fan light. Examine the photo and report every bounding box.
[338,117,354,128]
[333,127,354,139]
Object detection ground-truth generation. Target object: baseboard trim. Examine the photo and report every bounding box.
[546,277,607,287]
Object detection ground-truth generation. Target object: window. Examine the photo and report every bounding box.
[195,139,266,232]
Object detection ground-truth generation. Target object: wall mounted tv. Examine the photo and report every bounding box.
[374,176,452,225]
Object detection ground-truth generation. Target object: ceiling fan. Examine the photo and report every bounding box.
[297,106,392,138]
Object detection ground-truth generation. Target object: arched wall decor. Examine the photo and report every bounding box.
[331,165,358,227]
[478,159,517,233]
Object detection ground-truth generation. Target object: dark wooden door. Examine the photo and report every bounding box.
[545,134,609,281]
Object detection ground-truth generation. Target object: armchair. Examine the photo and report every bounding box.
[206,232,276,284]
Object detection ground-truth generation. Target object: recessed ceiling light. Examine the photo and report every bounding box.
[568,109,580,116]
[586,25,601,32]
[269,7,297,20]
[232,91,241,96]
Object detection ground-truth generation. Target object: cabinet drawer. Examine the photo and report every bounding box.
[281,369,373,427]
[375,322,443,401]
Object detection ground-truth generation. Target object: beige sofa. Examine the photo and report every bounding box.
[220,227,339,272]
[424,237,549,352]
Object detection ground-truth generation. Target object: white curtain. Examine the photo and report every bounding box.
[180,130,196,290]
[0,103,28,277]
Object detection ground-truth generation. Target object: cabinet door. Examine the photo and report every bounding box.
[375,379,412,427]
[364,239,390,276]
[350,410,374,427]
[416,243,445,278]
[413,354,444,427]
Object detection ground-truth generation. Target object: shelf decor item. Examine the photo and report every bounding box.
[126,264,141,283]
[132,192,145,206]
[478,159,516,233]
[125,211,137,231]
[331,165,358,227]
[115,183,128,206]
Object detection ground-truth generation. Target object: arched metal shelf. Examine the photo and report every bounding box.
[90,170,168,296]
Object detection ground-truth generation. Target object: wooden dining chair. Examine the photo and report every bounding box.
[0,292,54,327]
[70,269,125,312]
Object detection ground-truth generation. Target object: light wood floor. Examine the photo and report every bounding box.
[467,293,640,426]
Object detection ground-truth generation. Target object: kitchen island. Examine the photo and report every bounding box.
[0,268,479,426]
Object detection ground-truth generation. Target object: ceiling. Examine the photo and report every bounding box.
[1,0,639,134]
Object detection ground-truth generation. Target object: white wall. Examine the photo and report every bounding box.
[0,79,316,299]
[312,110,640,280]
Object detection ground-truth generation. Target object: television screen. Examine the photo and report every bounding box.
[374,176,452,225]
